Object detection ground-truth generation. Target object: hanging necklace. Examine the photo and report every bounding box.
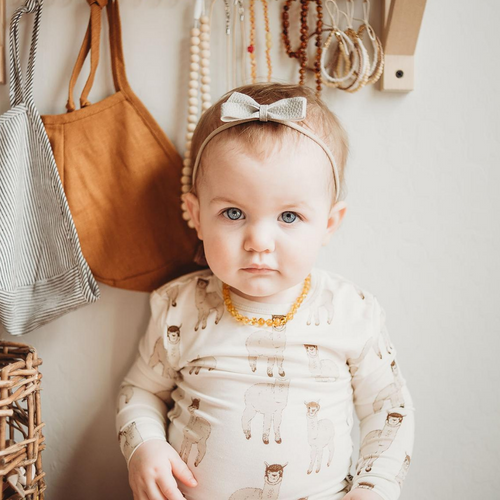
[248,0,272,83]
[222,275,311,327]
[282,0,323,94]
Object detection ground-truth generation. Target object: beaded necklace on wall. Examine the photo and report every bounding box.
[233,0,247,87]
[356,0,384,86]
[282,0,323,95]
[336,0,369,92]
[181,0,213,227]
[248,0,272,83]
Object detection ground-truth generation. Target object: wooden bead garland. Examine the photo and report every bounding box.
[248,0,273,84]
[181,2,212,228]
[282,0,323,95]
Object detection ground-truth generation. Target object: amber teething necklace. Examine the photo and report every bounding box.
[222,274,311,327]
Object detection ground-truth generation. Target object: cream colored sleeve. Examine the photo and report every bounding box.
[115,291,178,467]
[348,298,415,500]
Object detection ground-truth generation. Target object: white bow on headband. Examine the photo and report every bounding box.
[221,92,307,123]
[182,91,341,229]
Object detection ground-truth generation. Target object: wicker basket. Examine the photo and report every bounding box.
[0,342,46,499]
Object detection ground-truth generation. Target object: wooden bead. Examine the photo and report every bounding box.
[200,23,209,33]
[188,88,198,97]
[201,84,210,93]
[190,54,200,63]
[189,80,199,89]
[188,105,198,115]
[188,114,198,124]
[201,67,210,76]
[187,123,196,132]
[188,97,198,106]
[201,50,210,59]
[181,176,191,185]
[200,41,209,50]
[181,185,191,194]
[202,102,211,110]
[189,71,198,80]
[191,28,200,37]
[191,36,200,46]
[190,62,199,72]
[201,76,211,84]
[190,45,200,54]
[200,32,209,41]
[202,93,211,101]
[182,167,193,176]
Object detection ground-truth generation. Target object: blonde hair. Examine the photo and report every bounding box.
[190,83,349,202]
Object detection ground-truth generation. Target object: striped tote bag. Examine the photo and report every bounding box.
[0,0,99,336]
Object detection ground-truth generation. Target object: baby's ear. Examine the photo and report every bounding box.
[183,193,203,240]
[322,201,347,246]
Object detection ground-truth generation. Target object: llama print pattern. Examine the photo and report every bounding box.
[242,377,290,445]
[186,356,217,375]
[343,457,354,492]
[148,325,183,380]
[356,411,405,474]
[229,462,288,500]
[167,387,185,422]
[194,278,224,330]
[157,284,180,325]
[116,384,134,413]
[373,361,406,413]
[246,315,286,377]
[304,344,339,382]
[395,453,411,488]
[304,401,335,474]
[307,289,334,326]
[119,422,143,462]
[348,325,394,376]
[180,398,211,467]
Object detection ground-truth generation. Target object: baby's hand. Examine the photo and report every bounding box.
[342,488,384,500]
[128,439,197,500]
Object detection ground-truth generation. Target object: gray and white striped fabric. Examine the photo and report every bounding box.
[0,0,99,336]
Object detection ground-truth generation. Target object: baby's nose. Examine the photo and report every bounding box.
[243,222,275,253]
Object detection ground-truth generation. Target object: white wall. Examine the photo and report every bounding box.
[1,0,499,498]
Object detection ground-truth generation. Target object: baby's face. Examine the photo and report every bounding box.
[185,135,346,303]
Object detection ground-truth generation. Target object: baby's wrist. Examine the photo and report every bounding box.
[127,438,168,468]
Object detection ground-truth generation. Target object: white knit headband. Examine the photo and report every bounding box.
[181,92,340,228]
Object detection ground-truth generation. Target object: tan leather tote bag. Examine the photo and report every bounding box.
[41,0,198,292]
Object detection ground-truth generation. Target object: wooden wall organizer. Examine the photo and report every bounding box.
[381,0,427,92]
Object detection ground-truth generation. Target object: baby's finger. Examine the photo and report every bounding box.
[170,455,198,488]
[141,481,168,500]
[157,477,186,500]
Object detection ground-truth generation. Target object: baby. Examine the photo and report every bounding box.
[116,83,415,500]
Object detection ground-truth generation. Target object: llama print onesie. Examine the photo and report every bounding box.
[116,269,415,500]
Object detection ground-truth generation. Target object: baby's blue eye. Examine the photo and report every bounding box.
[224,208,243,220]
[280,211,297,224]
